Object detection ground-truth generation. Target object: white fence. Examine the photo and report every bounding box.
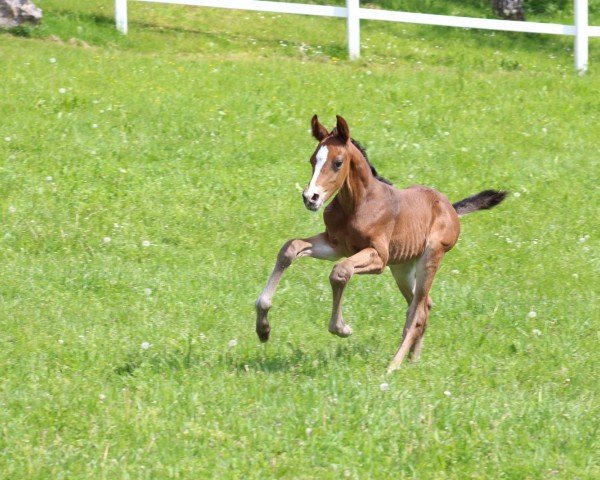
[115,0,598,73]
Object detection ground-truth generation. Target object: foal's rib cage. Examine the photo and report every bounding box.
[256,115,507,373]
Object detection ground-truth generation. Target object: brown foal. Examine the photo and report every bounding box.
[256,115,506,373]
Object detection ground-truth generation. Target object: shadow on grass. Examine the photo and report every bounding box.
[44,8,116,27]
[1,25,37,37]
[229,340,378,375]
[112,336,383,377]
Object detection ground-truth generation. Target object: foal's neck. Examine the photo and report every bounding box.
[337,144,376,213]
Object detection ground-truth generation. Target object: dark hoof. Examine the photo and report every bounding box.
[328,324,353,338]
[256,327,270,343]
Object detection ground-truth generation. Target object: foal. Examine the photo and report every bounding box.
[256,115,506,373]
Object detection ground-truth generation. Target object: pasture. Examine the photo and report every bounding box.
[0,1,599,478]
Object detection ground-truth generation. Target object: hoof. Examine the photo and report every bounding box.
[329,324,353,338]
[386,362,401,375]
[256,326,270,343]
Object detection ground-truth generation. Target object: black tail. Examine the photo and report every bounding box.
[452,190,507,216]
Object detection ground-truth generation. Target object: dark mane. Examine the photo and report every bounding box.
[351,138,393,185]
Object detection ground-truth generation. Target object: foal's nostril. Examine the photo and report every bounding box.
[311,193,320,202]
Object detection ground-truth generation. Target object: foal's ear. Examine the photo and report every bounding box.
[335,115,350,143]
[311,114,329,142]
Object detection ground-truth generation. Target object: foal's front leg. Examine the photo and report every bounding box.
[255,233,341,342]
[328,247,387,337]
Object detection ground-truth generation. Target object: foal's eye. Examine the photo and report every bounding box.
[333,159,343,170]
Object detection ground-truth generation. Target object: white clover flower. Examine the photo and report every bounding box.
[92,124,98,129]
[4,136,11,142]
[228,339,238,348]
[379,382,389,391]
[46,176,53,182]
[528,311,537,319]
[144,288,152,296]
[102,236,111,244]
[513,192,521,197]
[98,393,106,401]
[141,240,151,247]
[58,339,64,344]
[443,390,452,397]
[58,88,66,94]
[451,269,459,275]
[532,329,542,336]
[141,342,151,350]
[8,205,16,214]
[49,58,57,64]
[305,427,313,437]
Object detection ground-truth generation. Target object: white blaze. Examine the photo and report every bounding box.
[306,145,328,195]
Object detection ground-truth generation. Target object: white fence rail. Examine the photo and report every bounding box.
[115,0,598,73]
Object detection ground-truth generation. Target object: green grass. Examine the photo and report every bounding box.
[1,1,599,478]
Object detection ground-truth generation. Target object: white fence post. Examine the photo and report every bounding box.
[116,0,128,34]
[574,0,588,73]
[346,0,360,60]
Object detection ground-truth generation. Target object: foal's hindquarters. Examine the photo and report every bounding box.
[385,188,461,372]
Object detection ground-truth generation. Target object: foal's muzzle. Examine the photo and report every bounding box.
[302,191,321,211]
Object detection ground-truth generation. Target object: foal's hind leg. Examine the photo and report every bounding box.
[329,247,386,337]
[387,247,444,373]
[389,262,433,339]
[389,262,416,306]
[255,233,340,342]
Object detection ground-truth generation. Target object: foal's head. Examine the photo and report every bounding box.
[302,115,353,211]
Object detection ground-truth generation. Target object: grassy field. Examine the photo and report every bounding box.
[1,1,599,478]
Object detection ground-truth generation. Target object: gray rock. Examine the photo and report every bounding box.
[0,0,42,28]
[492,0,525,21]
